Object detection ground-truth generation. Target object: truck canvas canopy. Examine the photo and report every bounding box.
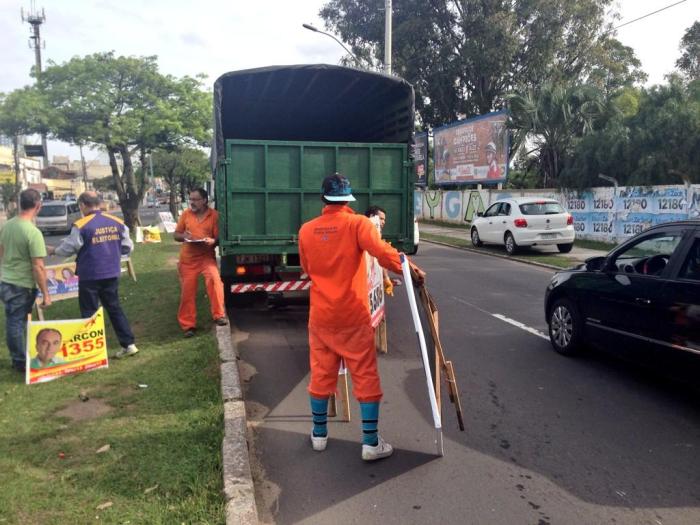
[213,64,415,166]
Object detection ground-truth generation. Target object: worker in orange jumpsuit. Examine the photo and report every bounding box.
[174,188,227,337]
[299,174,425,461]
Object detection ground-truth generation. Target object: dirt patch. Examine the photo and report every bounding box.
[166,255,179,268]
[245,400,269,425]
[238,360,257,384]
[55,398,112,422]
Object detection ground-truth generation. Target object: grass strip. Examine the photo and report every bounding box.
[0,235,225,525]
[422,232,578,269]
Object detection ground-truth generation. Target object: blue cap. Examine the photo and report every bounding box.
[322,173,356,202]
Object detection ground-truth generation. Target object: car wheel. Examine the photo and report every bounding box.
[471,227,482,247]
[557,243,573,253]
[548,298,583,356]
[504,232,518,255]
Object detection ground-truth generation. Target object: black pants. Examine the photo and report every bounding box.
[79,278,135,348]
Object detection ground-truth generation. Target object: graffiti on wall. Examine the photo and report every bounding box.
[424,191,442,219]
[416,185,700,242]
[463,191,485,222]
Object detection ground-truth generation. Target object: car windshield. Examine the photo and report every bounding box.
[519,202,564,215]
[38,205,67,217]
[617,234,683,260]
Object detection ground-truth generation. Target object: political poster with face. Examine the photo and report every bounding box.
[434,110,508,185]
[26,307,108,385]
[39,262,79,300]
[413,132,429,186]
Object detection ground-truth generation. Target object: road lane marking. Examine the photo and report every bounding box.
[452,296,549,341]
[451,297,493,316]
[492,314,549,340]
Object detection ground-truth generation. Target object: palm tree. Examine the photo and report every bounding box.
[506,82,607,187]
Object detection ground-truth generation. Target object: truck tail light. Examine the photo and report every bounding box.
[236,264,271,276]
[567,214,574,225]
[514,218,528,228]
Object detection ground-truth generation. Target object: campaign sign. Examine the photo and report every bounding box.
[158,211,177,233]
[413,132,429,186]
[434,110,508,185]
[367,215,385,327]
[39,262,79,300]
[26,307,108,385]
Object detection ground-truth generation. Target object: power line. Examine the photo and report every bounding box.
[614,0,688,31]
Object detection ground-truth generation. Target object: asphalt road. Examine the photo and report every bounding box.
[234,242,700,525]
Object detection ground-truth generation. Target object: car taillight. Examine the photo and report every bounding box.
[514,218,528,228]
[567,214,574,225]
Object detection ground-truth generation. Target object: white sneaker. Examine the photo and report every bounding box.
[310,432,328,452]
[362,435,393,461]
[114,344,139,359]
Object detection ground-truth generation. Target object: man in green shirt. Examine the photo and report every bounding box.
[0,189,51,373]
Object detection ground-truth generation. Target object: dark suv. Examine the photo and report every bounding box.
[545,221,699,357]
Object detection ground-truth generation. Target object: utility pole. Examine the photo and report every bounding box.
[384,0,392,74]
[79,144,88,191]
[21,1,49,169]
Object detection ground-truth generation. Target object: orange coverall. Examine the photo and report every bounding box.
[175,208,226,330]
[298,205,403,402]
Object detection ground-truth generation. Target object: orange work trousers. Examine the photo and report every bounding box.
[308,323,382,403]
[177,257,226,330]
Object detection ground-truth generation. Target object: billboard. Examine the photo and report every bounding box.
[413,132,428,186]
[433,110,508,185]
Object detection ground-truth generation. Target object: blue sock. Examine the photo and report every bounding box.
[310,396,328,438]
[360,401,379,446]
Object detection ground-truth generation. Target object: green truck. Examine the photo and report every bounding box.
[212,65,417,300]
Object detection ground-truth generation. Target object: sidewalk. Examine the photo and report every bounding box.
[419,222,609,269]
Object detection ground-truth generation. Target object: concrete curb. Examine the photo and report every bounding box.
[215,324,259,525]
[422,237,569,271]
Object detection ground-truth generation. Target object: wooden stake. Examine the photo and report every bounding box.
[417,284,465,432]
[126,259,137,282]
[375,317,388,353]
[337,366,351,422]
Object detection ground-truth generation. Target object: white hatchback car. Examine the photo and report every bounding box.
[470,197,575,255]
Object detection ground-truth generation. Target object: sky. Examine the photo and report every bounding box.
[1,0,698,161]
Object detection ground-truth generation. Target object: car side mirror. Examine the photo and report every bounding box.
[476,212,483,217]
[585,256,607,272]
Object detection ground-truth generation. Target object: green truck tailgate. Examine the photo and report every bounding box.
[217,139,414,255]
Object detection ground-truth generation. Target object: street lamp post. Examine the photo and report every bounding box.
[302,24,363,69]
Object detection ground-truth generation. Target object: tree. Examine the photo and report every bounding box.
[562,76,700,187]
[0,87,50,193]
[676,21,700,80]
[151,148,209,219]
[506,82,607,187]
[41,52,211,229]
[320,0,644,126]
[0,182,19,215]
[92,175,117,193]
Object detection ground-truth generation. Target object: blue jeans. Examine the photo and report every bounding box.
[78,278,135,348]
[0,282,37,370]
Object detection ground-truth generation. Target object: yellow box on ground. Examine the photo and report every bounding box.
[26,307,108,385]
